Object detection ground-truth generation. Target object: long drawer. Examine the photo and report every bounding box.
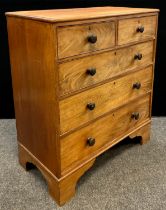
[60,94,150,172]
[59,41,154,96]
[57,21,115,59]
[118,16,157,45]
[59,66,152,134]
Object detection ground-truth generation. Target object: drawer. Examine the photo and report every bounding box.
[118,16,157,45]
[59,41,154,96]
[59,66,153,134]
[60,94,150,172]
[57,21,115,59]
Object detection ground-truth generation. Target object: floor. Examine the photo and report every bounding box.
[0,118,166,210]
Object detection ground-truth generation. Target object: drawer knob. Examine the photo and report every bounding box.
[133,82,141,89]
[87,137,95,146]
[134,53,142,60]
[88,35,97,44]
[87,103,95,110]
[131,112,140,120]
[137,26,144,33]
[87,68,96,76]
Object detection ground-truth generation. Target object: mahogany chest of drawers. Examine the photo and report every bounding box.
[6,7,159,205]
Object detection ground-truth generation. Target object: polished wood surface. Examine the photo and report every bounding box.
[18,143,96,206]
[6,7,159,206]
[118,15,157,45]
[57,21,115,58]
[7,17,60,176]
[129,123,151,145]
[60,67,152,134]
[59,41,154,96]
[60,94,150,172]
[6,7,159,23]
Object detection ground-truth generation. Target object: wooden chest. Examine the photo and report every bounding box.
[6,7,159,205]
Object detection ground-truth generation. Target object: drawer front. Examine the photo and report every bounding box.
[60,66,152,134]
[57,21,115,59]
[118,16,157,45]
[60,94,150,172]
[59,41,154,96]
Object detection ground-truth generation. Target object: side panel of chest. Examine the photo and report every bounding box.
[7,17,61,176]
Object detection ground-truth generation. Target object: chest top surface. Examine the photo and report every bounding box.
[6,6,159,23]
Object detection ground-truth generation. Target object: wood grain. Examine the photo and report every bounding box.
[6,7,159,23]
[118,15,157,45]
[18,143,96,206]
[129,123,151,144]
[59,41,154,96]
[6,7,159,206]
[60,94,150,172]
[60,66,153,134]
[7,17,61,177]
[57,21,115,58]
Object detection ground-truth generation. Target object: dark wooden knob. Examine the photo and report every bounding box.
[86,68,96,76]
[87,137,95,146]
[87,103,95,110]
[133,82,141,89]
[88,35,97,44]
[131,112,140,120]
[134,53,142,60]
[137,26,144,33]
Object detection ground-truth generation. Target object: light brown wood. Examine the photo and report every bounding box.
[18,143,95,206]
[118,15,157,45]
[7,17,61,177]
[149,15,159,118]
[59,41,154,96]
[60,94,150,172]
[57,21,115,58]
[129,123,151,144]
[6,7,158,206]
[6,7,159,23]
[60,66,152,134]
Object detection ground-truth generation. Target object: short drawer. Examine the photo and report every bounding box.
[59,66,153,134]
[59,41,154,96]
[60,94,150,172]
[57,21,115,59]
[118,16,157,45]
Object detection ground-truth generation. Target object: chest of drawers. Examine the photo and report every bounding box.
[6,6,159,206]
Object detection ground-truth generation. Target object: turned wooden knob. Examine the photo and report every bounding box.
[87,68,96,76]
[134,53,142,60]
[88,35,97,44]
[133,82,141,89]
[131,112,140,120]
[87,103,95,110]
[137,26,144,33]
[87,137,95,146]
